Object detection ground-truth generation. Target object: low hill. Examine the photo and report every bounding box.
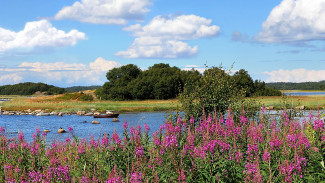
[0,82,65,95]
[266,81,325,90]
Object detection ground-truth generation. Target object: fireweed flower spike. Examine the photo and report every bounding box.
[0,108,324,182]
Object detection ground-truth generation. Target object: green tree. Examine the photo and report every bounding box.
[180,66,244,119]
[232,69,255,97]
[130,63,183,100]
[96,64,141,100]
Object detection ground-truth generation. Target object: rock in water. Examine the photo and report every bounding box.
[112,118,120,122]
[58,128,66,133]
[92,120,100,124]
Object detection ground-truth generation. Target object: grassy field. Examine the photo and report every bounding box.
[257,95,325,109]
[1,93,325,112]
[0,94,180,112]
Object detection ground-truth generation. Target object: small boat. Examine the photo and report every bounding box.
[93,113,119,118]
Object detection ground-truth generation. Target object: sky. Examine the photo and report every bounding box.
[1,0,325,87]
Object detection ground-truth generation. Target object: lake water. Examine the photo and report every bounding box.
[284,92,325,96]
[0,112,174,143]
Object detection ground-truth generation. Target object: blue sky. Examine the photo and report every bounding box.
[1,0,325,87]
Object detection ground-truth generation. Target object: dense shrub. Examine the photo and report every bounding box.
[180,66,245,119]
[79,94,93,101]
[1,109,325,182]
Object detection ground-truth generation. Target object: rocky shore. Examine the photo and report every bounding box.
[0,108,113,117]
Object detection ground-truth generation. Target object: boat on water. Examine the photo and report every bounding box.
[93,113,119,118]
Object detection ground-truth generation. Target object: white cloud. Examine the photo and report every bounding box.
[263,69,325,82]
[54,0,151,25]
[0,57,121,86]
[89,57,121,72]
[116,14,220,58]
[182,65,207,73]
[0,74,23,85]
[0,19,86,53]
[255,0,325,43]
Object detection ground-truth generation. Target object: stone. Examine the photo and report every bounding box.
[92,120,100,124]
[295,105,305,110]
[50,111,59,115]
[25,109,32,113]
[265,106,274,110]
[84,112,93,116]
[58,128,66,133]
[112,118,120,122]
[77,111,86,116]
[34,109,43,113]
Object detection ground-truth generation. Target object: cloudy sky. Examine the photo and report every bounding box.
[1,0,325,87]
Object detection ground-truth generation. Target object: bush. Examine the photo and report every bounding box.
[79,94,93,101]
[179,66,245,119]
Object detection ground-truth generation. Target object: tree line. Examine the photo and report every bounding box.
[65,85,101,93]
[266,81,325,90]
[0,82,65,95]
[95,63,282,101]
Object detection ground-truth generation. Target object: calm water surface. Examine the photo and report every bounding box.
[284,92,325,96]
[0,112,173,142]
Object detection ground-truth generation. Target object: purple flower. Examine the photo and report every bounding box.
[262,149,271,162]
[123,121,128,129]
[81,176,90,183]
[112,131,121,144]
[144,123,150,131]
[106,177,122,183]
[314,119,324,130]
[190,116,195,125]
[135,146,144,157]
[130,172,142,183]
[240,115,247,124]
[18,132,24,141]
[78,145,85,154]
[101,133,109,146]
[68,126,73,132]
[65,137,71,143]
[287,134,297,148]
[4,164,13,170]
[0,126,5,134]
[164,135,178,148]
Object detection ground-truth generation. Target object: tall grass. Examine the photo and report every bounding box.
[1,95,179,112]
[1,108,325,182]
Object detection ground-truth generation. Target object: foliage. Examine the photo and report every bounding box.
[267,80,325,90]
[1,109,325,182]
[79,94,93,101]
[64,86,100,93]
[96,63,282,101]
[180,66,246,119]
[232,69,282,97]
[96,63,201,100]
[0,82,65,95]
[232,69,255,97]
[96,64,141,100]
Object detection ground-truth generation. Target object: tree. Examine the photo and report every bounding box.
[130,63,184,100]
[97,64,141,100]
[232,69,255,97]
[180,66,244,119]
